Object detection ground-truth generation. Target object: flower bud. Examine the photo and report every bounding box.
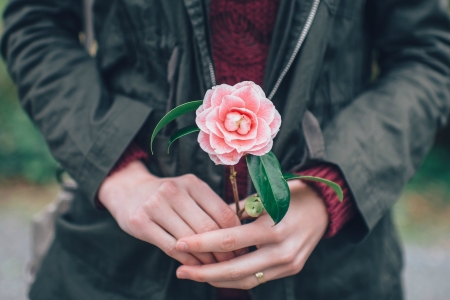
[245,195,265,217]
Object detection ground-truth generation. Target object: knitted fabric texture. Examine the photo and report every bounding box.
[109,142,148,176]
[297,164,356,238]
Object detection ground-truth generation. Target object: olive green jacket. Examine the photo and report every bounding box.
[2,0,450,299]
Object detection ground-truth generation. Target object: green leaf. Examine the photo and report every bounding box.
[167,125,200,153]
[150,100,203,154]
[283,174,344,202]
[246,152,290,225]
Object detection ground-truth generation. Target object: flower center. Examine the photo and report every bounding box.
[224,112,251,135]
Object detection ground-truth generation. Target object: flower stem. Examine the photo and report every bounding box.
[237,208,245,220]
[229,165,241,220]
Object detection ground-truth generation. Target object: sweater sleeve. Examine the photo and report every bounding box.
[109,142,148,175]
[296,164,356,238]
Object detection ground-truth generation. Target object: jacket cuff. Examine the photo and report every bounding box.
[77,95,152,208]
[296,164,356,238]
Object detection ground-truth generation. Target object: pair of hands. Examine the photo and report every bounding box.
[99,160,329,290]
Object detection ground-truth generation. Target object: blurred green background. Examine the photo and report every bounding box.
[0,0,449,299]
[0,0,57,183]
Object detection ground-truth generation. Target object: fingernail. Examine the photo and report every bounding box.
[177,241,188,252]
[177,271,189,279]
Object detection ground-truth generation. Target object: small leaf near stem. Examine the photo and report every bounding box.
[229,165,242,220]
[167,125,200,153]
[150,100,203,154]
[283,174,344,201]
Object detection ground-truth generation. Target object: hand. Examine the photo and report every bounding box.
[174,180,329,289]
[98,160,242,266]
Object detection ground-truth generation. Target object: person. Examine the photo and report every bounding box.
[2,0,450,299]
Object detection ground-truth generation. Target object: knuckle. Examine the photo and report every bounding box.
[220,208,238,227]
[227,266,245,280]
[292,258,305,274]
[127,211,146,232]
[143,195,163,212]
[220,234,237,251]
[279,251,296,264]
[270,225,287,243]
[162,240,177,257]
[182,173,199,184]
[157,180,179,197]
[199,220,219,233]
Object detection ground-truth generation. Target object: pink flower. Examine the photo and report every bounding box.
[195,81,282,165]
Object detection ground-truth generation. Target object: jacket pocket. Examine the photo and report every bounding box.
[54,189,176,297]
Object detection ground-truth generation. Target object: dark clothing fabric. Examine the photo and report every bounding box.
[2,0,450,299]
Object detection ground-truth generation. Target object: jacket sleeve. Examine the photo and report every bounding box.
[1,0,153,205]
[322,0,450,241]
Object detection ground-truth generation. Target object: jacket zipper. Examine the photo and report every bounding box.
[267,0,321,100]
[208,57,217,86]
[207,0,320,196]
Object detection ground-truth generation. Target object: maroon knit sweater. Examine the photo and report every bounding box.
[110,0,356,298]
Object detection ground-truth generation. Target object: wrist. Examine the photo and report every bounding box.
[288,179,329,232]
[98,160,156,209]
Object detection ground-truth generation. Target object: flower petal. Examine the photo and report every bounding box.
[232,86,260,113]
[247,139,273,156]
[254,118,272,145]
[197,131,215,154]
[219,95,245,120]
[210,133,234,154]
[211,84,235,107]
[217,150,242,165]
[225,136,257,153]
[216,110,258,141]
[205,107,225,138]
[208,154,223,165]
[202,89,214,111]
[234,81,266,97]
[196,104,205,116]
[257,98,275,124]
[269,109,282,138]
[195,106,214,134]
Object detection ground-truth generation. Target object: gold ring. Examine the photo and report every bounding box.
[255,272,266,284]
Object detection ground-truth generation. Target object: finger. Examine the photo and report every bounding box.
[171,196,235,262]
[183,175,241,229]
[176,246,279,283]
[137,222,201,266]
[176,214,275,253]
[147,203,217,265]
[207,262,294,290]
